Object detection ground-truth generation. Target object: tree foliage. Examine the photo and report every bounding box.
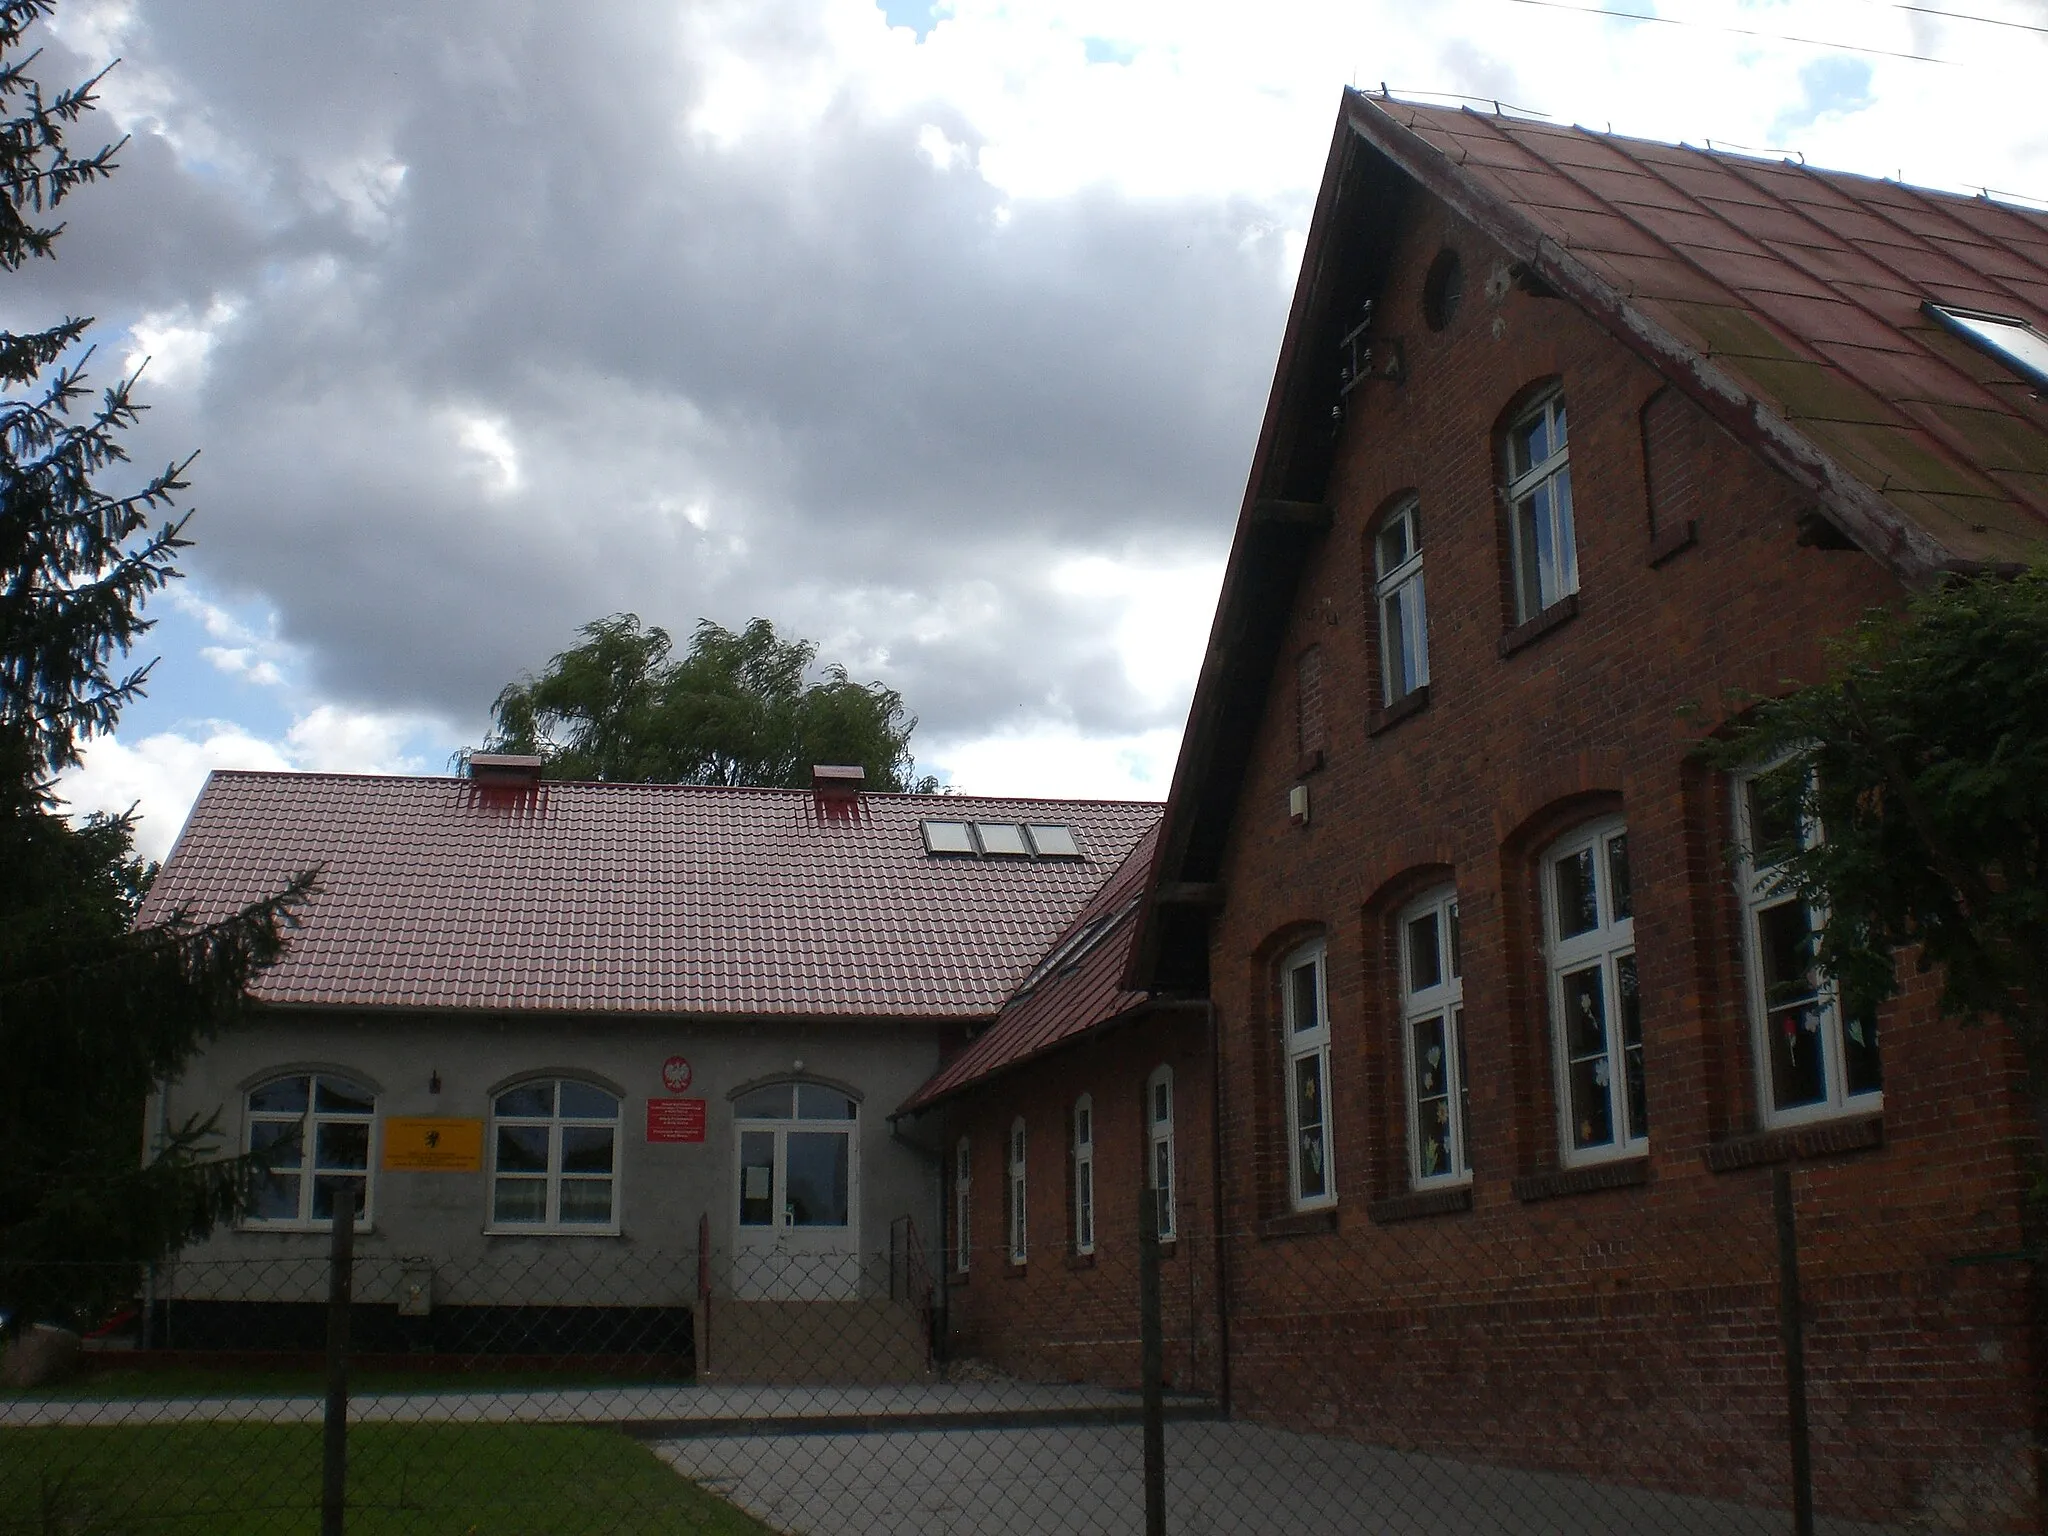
[0,0,309,1316]
[1707,569,2048,1097]
[486,613,937,792]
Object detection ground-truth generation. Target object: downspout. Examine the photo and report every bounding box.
[1204,997,1230,1417]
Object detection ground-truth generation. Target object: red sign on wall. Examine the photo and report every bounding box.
[646,1098,706,1143]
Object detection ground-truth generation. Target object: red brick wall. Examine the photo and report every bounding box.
[937,1010,1218,1394]
[1203,191,2043,1529]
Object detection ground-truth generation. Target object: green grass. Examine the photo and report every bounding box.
[0,1422,774,1535]
[9,1367,680,1401]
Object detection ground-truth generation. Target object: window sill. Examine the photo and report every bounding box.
[1260,1208,1338,1241]
[1065,1252,1097,1271]
[1702,1114,1883,1174]
[1155,1238,1178,1261]
[1368,1184,1473,1224]
[1367,685,1430,737]
[1511,1157,1648,1203]
[1497,592,1579,658]
[483,1226,624,1239]
[238,1221,374,1236]
[948,1269,970,1287]
[1004,1262,1028,1279]
[1296,747,1325,778]
[1647,519,1697,568]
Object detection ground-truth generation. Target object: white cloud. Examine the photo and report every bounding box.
[56,704,439,863]
[930,723,1181,801]
[123,297,238,392]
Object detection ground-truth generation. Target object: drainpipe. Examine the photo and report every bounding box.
[1204,997,1230,1417]
[141,1080,171,1348]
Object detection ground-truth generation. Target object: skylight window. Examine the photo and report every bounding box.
[975,822,1031,857]
[1026,824,1082,859]
[1926,302,2048,391]
[923,820,975,855]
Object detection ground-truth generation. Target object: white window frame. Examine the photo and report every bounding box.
[1398,888,1471,1188]
[487,1077,623,1236]
[1373,496,1429,704]
[1504,389,1577,623]
[1007,1117,1028,1265]
[1072,1096,1096,1255]
[1543,818,1644,1167]
[242,1071,377,1230]
[1735,764,1883,1128]
[1146,1067,1176,1241]
[953,1135,972,1274]
[1281,940,1336,1210]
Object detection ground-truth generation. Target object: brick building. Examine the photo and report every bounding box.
[926,94,2048,1528]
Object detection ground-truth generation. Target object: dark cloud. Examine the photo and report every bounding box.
[24,1,1297,746]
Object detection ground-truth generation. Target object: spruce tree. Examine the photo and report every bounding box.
[0,0,309,1326]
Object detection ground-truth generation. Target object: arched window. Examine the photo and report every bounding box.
[1007,1117,1028,1265]
[1542,819,1644,1164]
[245,1072,376,1228]
[489,1078,621,1232]
[1736,763,1881,1125]
[1147,1067,1176,1240]
[1398,887,1470,1186]
[1281,940,1335,1210]
[1504,387,1576,623]
[1372,495,1428,705]
[953,1136,972,1274]
[1072,1096,1096,1255]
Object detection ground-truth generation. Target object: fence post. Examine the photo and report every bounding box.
[1774,1168,1815,1536]
[1139,1186,1166,1536]
[322,1197,354,1536]
[697,1212,712,1378]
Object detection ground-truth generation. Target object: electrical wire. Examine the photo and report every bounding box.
[1501,0,1957,63]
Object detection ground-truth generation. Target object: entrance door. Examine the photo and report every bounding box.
[733,1082,860,1300]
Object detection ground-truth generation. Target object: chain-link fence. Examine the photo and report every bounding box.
[3,1178,2040,1533]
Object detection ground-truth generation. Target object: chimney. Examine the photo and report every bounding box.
[469,753,545,788]
[812,764,865,798]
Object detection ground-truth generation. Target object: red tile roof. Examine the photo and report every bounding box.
[1372,98,2048,570]
[138,771,1160,1019]
[899,824,1158,1113]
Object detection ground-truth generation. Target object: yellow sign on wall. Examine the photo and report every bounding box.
[382,1117,484,1172]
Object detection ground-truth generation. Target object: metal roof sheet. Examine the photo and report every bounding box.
[137,771,1160,1020]
[898,824,1159,1114]
[1378,100,2048,562]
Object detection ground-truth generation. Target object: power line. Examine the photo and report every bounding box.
[1862,0,2048,38]
[1501,0,1957,63]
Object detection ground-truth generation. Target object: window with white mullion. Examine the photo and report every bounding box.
[1007,1118,1028,1265]
[1282,941,1335,1209]
[1072,1097,1095,1255]
[1544,820,1645,1165]
[1374,497,1429,704]
[1147,1067,1176,1240]
[1737,764,1882,1125]
[1505,390,1577,623]
[1400,889,1471,1187]
[245,1072,377,1228]
[490,1078,620,1232]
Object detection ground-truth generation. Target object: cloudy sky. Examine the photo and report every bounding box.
[23,0,2045,858]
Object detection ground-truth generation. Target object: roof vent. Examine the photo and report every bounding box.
[468,753,545,787]
[812,764,865,797]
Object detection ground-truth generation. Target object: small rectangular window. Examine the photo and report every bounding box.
[1925,302,2048,390]
[1026,824,1082,859]
[923,820,975,855]
[976,822,1031,857]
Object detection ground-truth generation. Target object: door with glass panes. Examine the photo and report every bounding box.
[733,1082,860,1299]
